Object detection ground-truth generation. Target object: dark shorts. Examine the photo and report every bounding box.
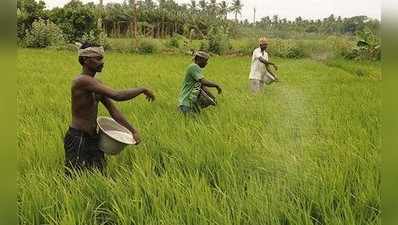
[64,127,106,175]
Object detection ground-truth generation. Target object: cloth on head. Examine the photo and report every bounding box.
[258,37,269,44]
[78,46,105,58]
[193,51,210,60]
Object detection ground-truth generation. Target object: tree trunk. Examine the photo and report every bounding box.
[113,22,116,38]
[130,22,133,38]
[161,22,165,38]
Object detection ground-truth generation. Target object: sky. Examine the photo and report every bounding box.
[42,0,381,21]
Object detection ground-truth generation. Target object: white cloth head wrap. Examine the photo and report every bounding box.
[193,51,210,60]
[78,46,105,57]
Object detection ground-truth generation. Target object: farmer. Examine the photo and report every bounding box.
[249,37,279,93]
[178,51,222,113]
[64,43,155,175]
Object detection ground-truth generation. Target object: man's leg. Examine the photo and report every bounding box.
[64,128,84,176]
[249,79,261,93]
[64,128,106,176]
[259,80,265,90]
[85,136,106,174]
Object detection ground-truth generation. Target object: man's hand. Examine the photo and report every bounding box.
[216,85,222,94]
[272,64,278,71]
[132,128,141,145]
[143,88,155,102]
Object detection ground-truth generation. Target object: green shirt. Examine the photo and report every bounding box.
[178,63,204,108]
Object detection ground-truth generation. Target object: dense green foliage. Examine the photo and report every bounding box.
[24,19,65,48]
[16,0,380,60]
[17,0,379,42]
[17,0,47,42]
[49,0,101,42]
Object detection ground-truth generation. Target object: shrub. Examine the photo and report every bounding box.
[234,38,258,56]
[268,39,306,59]
[108,38,136,53]
[81,30,110,49]
[166,35,181,48]
[345,29,381,61]
[137,39,160,54]
[325,36,354,59]
[286,44,305,58]
[49,0,97,42]
[207,26,231,55]
[24,19,65,48]
[199,40,209,51]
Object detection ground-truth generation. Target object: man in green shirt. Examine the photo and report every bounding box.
[178,51,222,113]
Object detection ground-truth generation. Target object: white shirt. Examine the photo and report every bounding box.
[249,47,270,80]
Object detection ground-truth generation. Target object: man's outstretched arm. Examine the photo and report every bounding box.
[200,78,222,94]
[78,76,155,102]
[100,96,141,145]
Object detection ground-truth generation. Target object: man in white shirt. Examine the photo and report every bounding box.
[249,37,279,93]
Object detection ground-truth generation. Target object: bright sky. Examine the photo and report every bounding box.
[43,0,381,21]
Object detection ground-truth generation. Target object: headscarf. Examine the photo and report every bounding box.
[258,37,269,45]
[193,51,210,60]
[78,46,105,58]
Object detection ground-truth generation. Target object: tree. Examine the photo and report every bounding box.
[208,0,218,17]
[342,16,367,34]
[49,0,98,42]
[17,0,48,40]
[230,0,243,22]
[219,1,229,20]
[190,0,197,10]
[272,15,279,24]
[198,0,207,12]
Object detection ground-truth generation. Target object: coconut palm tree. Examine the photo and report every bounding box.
[219,0,229,20]
[190,0,197,10]
[230,0,243,22]
[198,0,207,12]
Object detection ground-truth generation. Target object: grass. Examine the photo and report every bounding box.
[17,48,381,225]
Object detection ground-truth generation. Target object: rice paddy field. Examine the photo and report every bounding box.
[17,48,381,225]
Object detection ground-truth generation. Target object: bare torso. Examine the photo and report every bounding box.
[70,75,101,136]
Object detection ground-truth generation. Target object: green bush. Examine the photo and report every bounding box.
[286,45,305,58]
[166,35,181,48]
[207,26,231,55]
[344,29,381,61]
[24,19,65,48]
[233,38,258,56]
[326,36,354,58]
[49,0,98,42]
[81,30,110,49]
[199,40,209,51]
[108,38,136,53]
[268,39,306,59]
[137,39,160,54]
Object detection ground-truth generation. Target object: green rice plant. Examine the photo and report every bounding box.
[17,49,381,225]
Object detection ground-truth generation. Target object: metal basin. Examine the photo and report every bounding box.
[198,89,217,109]
[263,73,276,85]
[97,116,136,155]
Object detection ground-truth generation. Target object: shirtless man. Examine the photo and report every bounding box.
[64,43,155,175]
